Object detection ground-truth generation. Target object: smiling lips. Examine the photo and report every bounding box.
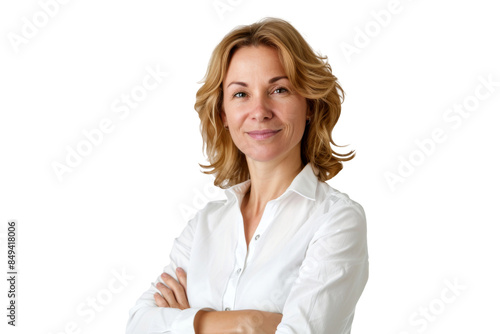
[246,129,281,140]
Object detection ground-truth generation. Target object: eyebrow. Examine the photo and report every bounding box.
[226,76,288,89]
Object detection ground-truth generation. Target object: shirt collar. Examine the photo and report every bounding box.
[224,162,319,205]
[224,179,251,207]
[286,162,318,201]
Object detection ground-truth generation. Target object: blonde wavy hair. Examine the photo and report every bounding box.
[195,17,354,188]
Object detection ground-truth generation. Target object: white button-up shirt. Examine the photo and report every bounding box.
[126,163,369,334]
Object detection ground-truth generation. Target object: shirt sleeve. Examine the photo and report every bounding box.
[125,212,210,334]
[276,201,369,334]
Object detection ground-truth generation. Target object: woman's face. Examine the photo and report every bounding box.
[222,45,308,165]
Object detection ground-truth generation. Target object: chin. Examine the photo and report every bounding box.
[243,148,286,163]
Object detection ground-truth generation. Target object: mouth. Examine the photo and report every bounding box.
[246,129,281,140]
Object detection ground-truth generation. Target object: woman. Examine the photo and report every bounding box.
[126,17,368,334]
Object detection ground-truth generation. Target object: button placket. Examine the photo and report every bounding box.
[247,203,276,262]
[223,199,277,311]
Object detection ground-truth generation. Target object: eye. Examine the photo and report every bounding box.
[234,92,247,98]
[273,87,289,94]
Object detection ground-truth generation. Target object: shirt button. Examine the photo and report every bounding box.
[225,307,231,311]
[236,268,242,274]
[255,234,260,240]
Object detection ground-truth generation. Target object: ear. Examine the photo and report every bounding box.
[306,108,312,122]
[305,103,312,118]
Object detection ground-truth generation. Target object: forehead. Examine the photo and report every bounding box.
[224,45,286,82]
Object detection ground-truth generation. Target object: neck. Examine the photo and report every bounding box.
[244,148,304,214]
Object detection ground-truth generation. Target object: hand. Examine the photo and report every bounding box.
[194,310,282,334]
[154,267,190,310]
[242,310,283,334]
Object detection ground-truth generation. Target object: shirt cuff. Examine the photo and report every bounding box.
[171,307,211,334]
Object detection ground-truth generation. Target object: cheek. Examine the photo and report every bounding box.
[283,103,307,130]
[284,122,306,142]
[224,108,246,127]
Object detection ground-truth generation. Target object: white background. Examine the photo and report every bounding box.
[1,0,499,333]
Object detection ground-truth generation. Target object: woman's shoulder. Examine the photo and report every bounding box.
[314,181,366,220]
[309,183,368,256]
[192,199,228,218]
[186,197,235,226]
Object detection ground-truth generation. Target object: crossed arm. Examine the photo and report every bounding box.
[155,268,282,334]
[128,203,368,333]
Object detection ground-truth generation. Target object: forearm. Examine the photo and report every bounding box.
[194,309,283,334]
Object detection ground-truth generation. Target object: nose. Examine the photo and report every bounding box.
[250,94,273,122]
